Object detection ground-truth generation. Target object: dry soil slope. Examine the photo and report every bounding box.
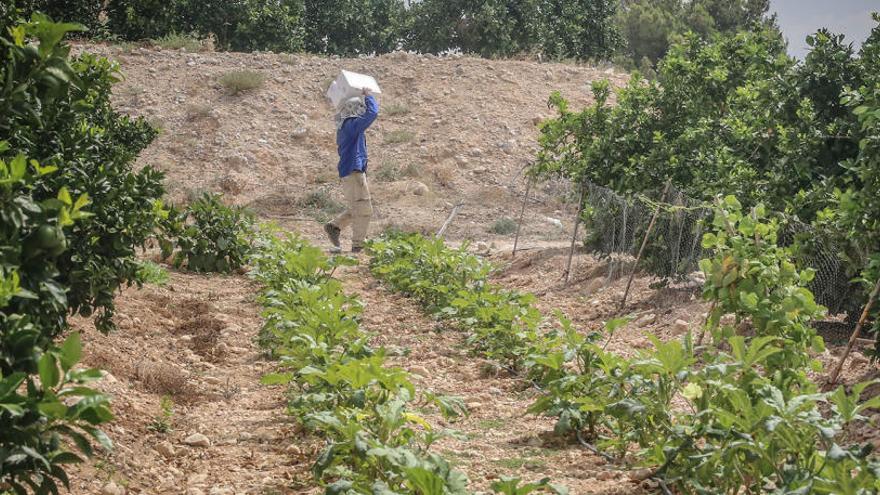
[91,43,628,241]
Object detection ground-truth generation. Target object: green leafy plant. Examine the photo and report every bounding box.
[491,477,567,495]
[136,260,170,286]
[162,193,254,273]
[147,395,174,433]
[107,0,183,40]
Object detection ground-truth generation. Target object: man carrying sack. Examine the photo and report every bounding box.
[324,88,379,253]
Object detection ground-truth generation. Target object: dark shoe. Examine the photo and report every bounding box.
[351,246,363,254]
[324,223,341,248]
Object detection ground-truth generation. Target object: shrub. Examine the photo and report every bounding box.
[490,217,518,235]
[535,18,880,338]
[219,70,266,95]
[374,162,403,182]
[162,193,255,273]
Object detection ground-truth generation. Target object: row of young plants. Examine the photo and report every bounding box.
[247,226,564,495]
[367,197,880,494]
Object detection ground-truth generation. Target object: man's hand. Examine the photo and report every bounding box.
[362,88,371,96]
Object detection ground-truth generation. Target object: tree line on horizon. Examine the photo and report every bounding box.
[4,0,774,64]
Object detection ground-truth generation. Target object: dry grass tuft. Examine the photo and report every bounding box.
[384,130,416,145]
[135,361,194,398]
[219,70,266,95]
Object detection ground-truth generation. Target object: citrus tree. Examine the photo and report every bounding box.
[0,16,154,490]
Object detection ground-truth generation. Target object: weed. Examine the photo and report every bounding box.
[402,162,422,178]
[146,116,165,134]
[313,170,337,184]
[490,217,518,235]
[477,418,506,430]
[135,362,192,397]
[152,33,204,52]
[297,190,345,222]
[493,457,538,470]
[384,102,411,116]
[384,129,415,144]
[219,70,266,95]
[432,164,455,187]
[147,395,174,433]
[136,260,169,286]
[185,103,213,120]
[374,162,402,182]
[381,222,428,237]
[114,41,139,53]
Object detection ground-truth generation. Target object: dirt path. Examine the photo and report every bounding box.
[337,259,647,495]
[67,270,318,495]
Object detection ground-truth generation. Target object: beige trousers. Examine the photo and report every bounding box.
[331,172,373,248]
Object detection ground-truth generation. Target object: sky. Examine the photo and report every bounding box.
[770,0,877,58]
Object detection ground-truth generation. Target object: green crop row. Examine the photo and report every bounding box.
[367,197,880,494]
[247,226,565,495]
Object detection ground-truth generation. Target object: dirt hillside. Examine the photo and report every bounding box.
[89,43,628,243]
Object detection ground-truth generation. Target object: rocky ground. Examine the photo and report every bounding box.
[62,42,878,494]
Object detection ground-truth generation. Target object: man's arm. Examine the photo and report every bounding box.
[351,94,379,134]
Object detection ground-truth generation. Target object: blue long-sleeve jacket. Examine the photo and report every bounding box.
[337,95,379,177]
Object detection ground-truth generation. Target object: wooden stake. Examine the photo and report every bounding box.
[513,176,534,258]
[564,181,588,284]
[619,181,672,312]
[828,277,880,384]
[436,203,464,239]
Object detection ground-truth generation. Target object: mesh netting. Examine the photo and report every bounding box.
[578,180,864,320]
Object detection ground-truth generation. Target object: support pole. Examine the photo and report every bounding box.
[513,176,534,258]
[619,181,671,312]
[436,203,464,239]
[564,181,588,284]
[828,278,880,384]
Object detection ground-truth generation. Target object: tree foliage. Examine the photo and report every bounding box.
[303,0,407,56]
[536,18,880,336]
[406,0,621,60]
[617,0,773,65]
[0,16,159,490]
